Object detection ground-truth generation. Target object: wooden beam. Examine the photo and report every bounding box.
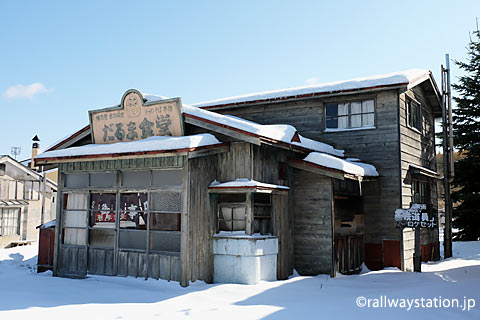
[184,116,261,146]
[288,159,345,180]
[188,144,230,159]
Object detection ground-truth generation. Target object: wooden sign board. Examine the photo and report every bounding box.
[89,89,184,144]
[394,203,437,229]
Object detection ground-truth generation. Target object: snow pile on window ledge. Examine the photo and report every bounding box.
[303,152,379,177]
[214,231,276,239]
[209,178,290,190]
[193,69,429,108]
[183,104,344,157]
[36,134,222,159]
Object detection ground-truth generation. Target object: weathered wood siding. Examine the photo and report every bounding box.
[399,87,439,246]
[213,90,403,246]
[252,144,295,279]
[181,154,218,285]
[293,169,333,275]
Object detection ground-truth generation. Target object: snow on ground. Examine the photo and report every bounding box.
[0,242,479,320]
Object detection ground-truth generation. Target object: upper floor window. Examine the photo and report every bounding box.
[325,99,375,130]
[406,99,421,131]
[412,180,428,204]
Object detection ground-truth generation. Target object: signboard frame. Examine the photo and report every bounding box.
[88,89,185,144]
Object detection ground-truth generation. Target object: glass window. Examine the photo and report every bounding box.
[90,172,115,188]
[121,171,150,188]
[152,170,183,186]
[218,205,246,231]
[407,99,421,131]
[325,100,375,130]
[412,180,428,204]
[119,193,148,230]
[90,193,116,228]
[63,193,88,245]
[0,208,20,236]
[65,173,88,188]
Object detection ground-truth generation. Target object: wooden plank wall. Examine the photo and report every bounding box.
[293,169,333,275]
[57,246,87,278]
[213,90,403,245]
[60,156,185,173]
[252,144,295,279]
[182,154,218,285]
[399,87,439,246]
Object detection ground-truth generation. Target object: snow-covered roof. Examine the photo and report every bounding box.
[209,178,289,191]
[38,220,56,229]
[409,164,440,177]
[182,104,344,157]
[35,134,223,162]
[193,69,430,108]
[303,152,379,178]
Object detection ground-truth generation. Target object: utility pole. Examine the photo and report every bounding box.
[441,54,454,259]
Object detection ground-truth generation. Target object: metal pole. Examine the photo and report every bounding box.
[442,55,453,259]
[41,167,46,224]
[446,54,455,179]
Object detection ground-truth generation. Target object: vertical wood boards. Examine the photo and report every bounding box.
[293,169,333,275]
[181,154,218,285]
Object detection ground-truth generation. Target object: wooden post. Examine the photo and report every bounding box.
[245,192,253,235]
[180,159,190,287]
[52,168,64,276]
[414,228,421,272]
[330,180,336,277]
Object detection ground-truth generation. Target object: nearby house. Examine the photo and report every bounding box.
[35,69,442,286]
[0,155,57,248]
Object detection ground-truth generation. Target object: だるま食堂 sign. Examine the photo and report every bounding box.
[89,89,184,144]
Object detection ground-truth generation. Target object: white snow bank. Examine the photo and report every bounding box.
[36,134,222,159]
[1,241,479,319]
[2,241,480,319]
[303,152,379,177]
[194,69,429,108]
[209,178,289,190]
[183,104,344,157]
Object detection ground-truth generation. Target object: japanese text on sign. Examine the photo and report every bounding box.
[90,90,183,144]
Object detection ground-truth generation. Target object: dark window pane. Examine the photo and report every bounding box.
[326,104,338,117]
[119,230,146,250]
[326,118,338,128]
[150,212,181,231]
[149,231,181,252]
[89,229,115,247]
[122,170,150,187]
[65,173,88,188]
[152,170,183,186]
[90,172,115,188]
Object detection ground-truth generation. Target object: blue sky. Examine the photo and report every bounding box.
[0,0,478,159]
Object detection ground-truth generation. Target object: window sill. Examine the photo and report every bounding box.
[323,126,376,133]
[407,126,422,135]
[213,231,277,239]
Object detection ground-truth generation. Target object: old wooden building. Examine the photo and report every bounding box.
[0,155,57,248]
[36,69,441,285]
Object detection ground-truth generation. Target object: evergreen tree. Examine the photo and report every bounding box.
[451,28,480,240]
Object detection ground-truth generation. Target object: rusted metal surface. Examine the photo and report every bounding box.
[37,227,55,273]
